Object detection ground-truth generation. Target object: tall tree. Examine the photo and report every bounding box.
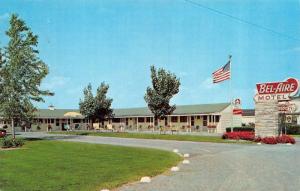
[94,82,114,122]
[79,82,113,125]
[79,83,96,122]
[144,65,180,121]
[0,14,53,138]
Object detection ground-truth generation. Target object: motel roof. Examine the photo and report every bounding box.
[113,103,230,117]
[35,103,230,118]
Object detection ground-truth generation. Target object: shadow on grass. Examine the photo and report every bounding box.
[24,137,45,141]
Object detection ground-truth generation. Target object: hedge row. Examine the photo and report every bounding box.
[225,127,255,132]
[222,131,296,144]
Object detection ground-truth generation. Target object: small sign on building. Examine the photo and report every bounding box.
[285,115,293,124]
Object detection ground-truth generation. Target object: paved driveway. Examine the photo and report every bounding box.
[20,132,300,191]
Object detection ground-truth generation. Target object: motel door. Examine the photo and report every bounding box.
[191,116,195,126]
[203,116,208,126]
[61,123,67,131]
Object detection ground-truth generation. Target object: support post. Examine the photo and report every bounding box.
[136,117,138,132]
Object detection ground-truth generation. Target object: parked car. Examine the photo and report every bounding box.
[0,129,7,138]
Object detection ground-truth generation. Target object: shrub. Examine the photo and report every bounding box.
[0,136,25,148]
[286,125,300,135]
[261,137,277,144]
[276,135,295,144]
[226,127,255,132]
[260,135,295,145]
[1,137,14,148]
[13,137,25,147]
[37,125,41,131]
[222,131,255,141]
[2,125,8,129]
[223,132,296,144]
[254,136,261,142]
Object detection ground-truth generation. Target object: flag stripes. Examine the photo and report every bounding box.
[212,61,231,83]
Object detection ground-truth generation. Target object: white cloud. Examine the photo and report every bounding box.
[42,76,70,90]
[292,47,300,52]
[282,46,300,53]
[178,71,187,78]
[200,77,219,89]
[0,13,9,21]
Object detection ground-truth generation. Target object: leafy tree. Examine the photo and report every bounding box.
[144,65,180,121]
[79,84,95,123]
[79,82,113,125]
[94,82,114,122]
[0,14,53,138]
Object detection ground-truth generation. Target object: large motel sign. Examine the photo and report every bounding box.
[254,78,299,137]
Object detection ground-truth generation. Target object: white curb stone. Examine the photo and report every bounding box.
[183,153,190,158]
[286,143,292,145]
[140,176,151,183]
[182,159,190,164]
[173,149,179,153]
[100,189,109,191]
[171,166,180,172]
[257,142,262,145]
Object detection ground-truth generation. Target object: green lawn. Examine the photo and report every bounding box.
[291,134,300,138]
[0,140,181,191]
[49,131,251,144]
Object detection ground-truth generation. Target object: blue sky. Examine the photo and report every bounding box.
[0,0,299,109]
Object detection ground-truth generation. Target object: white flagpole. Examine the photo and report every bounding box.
[229,55,233,132]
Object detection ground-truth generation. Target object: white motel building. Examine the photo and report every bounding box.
[0,102,248,133]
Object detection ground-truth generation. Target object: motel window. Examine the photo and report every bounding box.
[171,116,178,123]
[138,117,145,123]
[180,116,187,123]
[126,118,128,126]
[197,116,201,119]
[203,116,207,120]
[73,119,81,123]
[51,119,54,123]
[56,119,59,126]
[216,116,220,123]
[146,117,151,123]
[38,119,43,124]
[112,118,121,123]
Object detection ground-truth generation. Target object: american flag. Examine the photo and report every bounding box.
[212,60,231,83]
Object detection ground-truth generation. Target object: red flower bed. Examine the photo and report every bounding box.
[222,132,296,144]
[261,135,295,144]
[261,137,277,144]
[276,135,296,144]
[222,131,255,141]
